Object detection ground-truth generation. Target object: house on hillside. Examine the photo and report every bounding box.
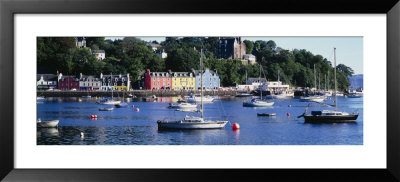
[92,50,106,61]
[217,37,246,60]
[75,37,86,48]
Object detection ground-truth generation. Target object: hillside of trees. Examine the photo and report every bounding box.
[37,37,355,91]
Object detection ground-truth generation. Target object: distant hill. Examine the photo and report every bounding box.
[348,74,363,91]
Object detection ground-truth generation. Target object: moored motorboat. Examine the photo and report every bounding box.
[169,102,197,109]
[347,93,362,98]
[299,96,325,103]
[235,93,253,97]
[115,102,128,108]
[187,94,214,103]
[243,98,274,107]
[257,113,276,117]
[37,96,45,103]
[99,107,114,111]
[37,119,59,128]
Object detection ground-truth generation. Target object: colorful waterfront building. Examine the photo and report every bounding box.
[144,70,172,90]
[79,73,101,91]
[57,73,80,90]
[100,73,130,91]
[193,68,220,90]
[37,74,58,90]
[171,72,195,90]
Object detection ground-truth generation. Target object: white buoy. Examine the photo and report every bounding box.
[80,132,84,140]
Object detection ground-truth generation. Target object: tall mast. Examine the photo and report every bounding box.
[314,64,316,91]
[334,48,337,110]
[259,64,262,99]
[111,73,113,100]
[278,69,280,83]
[325,74,327,91]
[200,49,204,119]
[327,70,330,91]
[318,73,320,90]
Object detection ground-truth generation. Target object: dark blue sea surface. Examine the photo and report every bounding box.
[37,96,363,145]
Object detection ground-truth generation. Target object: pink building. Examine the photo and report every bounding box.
[144,70,171,90]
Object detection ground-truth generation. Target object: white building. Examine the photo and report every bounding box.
[147,43,161,52]
[92,50,105,61]
[157,49,168,59]
[266,81,290,93]
[75,37,86,48]
[243,54,256,65]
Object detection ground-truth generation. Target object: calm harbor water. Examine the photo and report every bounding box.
[37,96,363,145]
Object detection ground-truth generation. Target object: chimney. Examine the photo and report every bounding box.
[80,73,83,79]
[119,74,122,78]
[100,73,103,79]
[58,73,63,81]
[168,69,172,74]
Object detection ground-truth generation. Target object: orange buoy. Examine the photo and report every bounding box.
[286,112,290,117]
[232,123,240,130]
[136,108,140,112]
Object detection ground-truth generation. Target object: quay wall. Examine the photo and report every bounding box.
[37,90,242,97]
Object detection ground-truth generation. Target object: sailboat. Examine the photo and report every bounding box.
[115,91,128,108]
[299,48,359,123]
[236,69,253,97]
[243,64,274,107]
[299,64,326,103]
[100,73,121,105]
[157,49,228,129]
[266,70,294,99]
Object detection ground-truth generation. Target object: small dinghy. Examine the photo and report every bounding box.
[115,102,128,108]
[257,113,276,117]
[37,119,59,128]
[99,107,114,111]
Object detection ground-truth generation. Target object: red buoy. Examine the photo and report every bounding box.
[232,123,240,130]
[90,115,94,118]
[136,108,140,112]
[131,105,135,108]
[286,112,290,117]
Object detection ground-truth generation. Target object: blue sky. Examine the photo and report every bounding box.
[105,37,363,74]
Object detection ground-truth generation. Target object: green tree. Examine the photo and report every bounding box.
[243,40,254,54]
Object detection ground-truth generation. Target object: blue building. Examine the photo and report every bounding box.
[193,68,220,90]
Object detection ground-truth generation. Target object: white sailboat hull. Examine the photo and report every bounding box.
[157,120,228,129]
[37,120,59,128]
[102,100,121,105]
[169,103,197,109]
[299,96,325,103]
[243,101,274,107]
[187,97,214,103]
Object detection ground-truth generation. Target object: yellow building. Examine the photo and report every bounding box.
[171,72,196,90]
[114,85,129,91]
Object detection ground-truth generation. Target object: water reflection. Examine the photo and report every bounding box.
[37,97,363,145]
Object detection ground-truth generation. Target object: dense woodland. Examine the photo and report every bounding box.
[37,37,355,91]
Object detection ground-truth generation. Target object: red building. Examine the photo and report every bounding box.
[144,70,172,90]
[58,76,80,90]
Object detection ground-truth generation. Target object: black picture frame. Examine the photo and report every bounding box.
[1,0,399,181]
